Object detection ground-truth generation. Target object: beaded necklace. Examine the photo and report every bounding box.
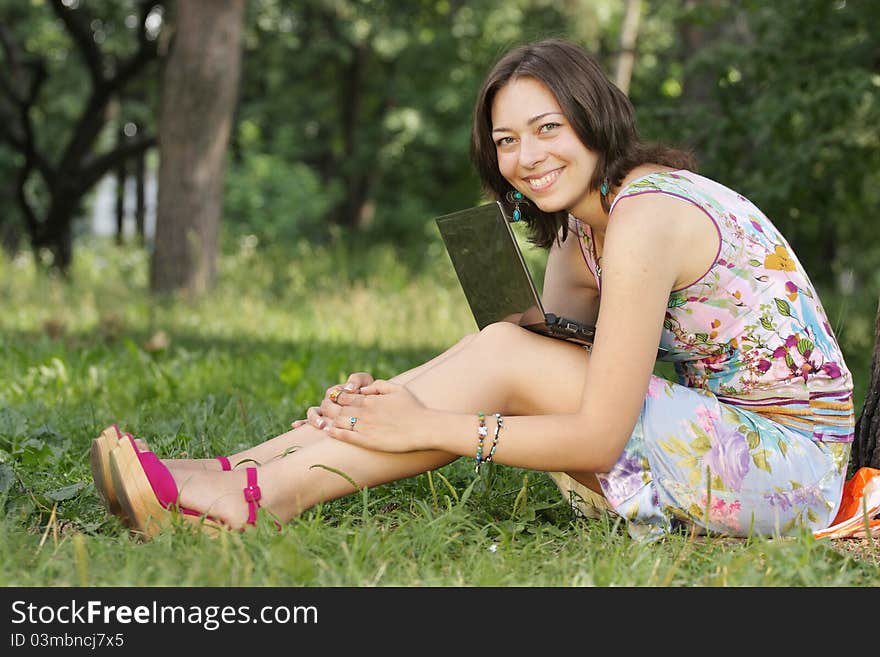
[578,220,603,282]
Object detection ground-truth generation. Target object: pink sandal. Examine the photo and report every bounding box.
[90,424,233,521]
[109,438,262,539]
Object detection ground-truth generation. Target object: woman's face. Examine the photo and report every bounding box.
[491,76,599,217]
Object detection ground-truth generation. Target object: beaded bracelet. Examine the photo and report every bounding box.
[475,412,505,473]
[474,411,488,473]
[485,413,503,464]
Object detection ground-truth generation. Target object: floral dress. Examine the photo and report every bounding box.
[552,170,854,541]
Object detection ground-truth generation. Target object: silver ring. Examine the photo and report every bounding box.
[349,416,357,430]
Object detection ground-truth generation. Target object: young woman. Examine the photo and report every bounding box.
[94,38,854,542]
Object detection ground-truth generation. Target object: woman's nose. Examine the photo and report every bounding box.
[518,136,547,169]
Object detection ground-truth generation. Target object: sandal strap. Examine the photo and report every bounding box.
[138,450,180,508]
[216,455,232,471]
[242,467,261,525]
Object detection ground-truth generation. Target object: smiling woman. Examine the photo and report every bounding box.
[94,38,864,544]
[492,78,600,213]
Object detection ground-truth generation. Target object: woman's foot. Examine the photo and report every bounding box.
[90,425,234,524]
[109,438,264,538]
[167,467,260,531]
[161,455,236,471]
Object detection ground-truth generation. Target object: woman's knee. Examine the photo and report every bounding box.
[474,321,589,414]
[475,321,568,362]
[476,321,530,348]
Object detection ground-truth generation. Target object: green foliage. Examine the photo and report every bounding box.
[227,0,576,247]
[220,0,880,289]
[223,153,339,243]
[6,0,875,299]
[636,0,880,289]
[0,0,161,261]
[0,237,877,586]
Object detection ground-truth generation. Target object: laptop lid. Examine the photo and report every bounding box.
[435,202,596,346]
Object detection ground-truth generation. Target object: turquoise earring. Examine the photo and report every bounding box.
[600,178,610,196]
[506,190,527,222]
[513,192,523,221]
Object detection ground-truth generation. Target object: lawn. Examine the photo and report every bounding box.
[0,233,877,586]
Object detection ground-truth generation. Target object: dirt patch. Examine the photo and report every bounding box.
[828,538,880,563]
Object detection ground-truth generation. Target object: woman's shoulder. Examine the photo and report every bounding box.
[612,169,762,229]
[609,169,720,229]
[613,169,708,207]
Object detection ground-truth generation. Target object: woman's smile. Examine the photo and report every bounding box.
[523,167,563,192]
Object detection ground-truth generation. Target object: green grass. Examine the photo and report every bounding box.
[0,234,877,586]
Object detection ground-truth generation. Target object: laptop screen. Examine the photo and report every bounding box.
[435,203,543,330]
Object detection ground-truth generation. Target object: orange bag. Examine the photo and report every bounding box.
[813,467,880,539]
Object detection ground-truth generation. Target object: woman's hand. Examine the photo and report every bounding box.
[324,379,435,453]
[291,372,375,430]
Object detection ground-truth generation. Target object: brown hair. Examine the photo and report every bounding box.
[470,38,696,248]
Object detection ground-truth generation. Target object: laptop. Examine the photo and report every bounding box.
[435,201,597,348]
[436,202,670,358]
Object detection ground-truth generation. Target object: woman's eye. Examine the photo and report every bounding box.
[495,136,516,147]
[539,122,561,133]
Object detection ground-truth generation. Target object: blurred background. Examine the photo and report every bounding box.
[1,0,878,398]
[1,0,877,280]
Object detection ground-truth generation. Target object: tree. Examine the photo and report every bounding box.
[0,0,160,270]
[225,0,574,246]
[613,0,642,95]
[852,300,880,470]
[150,0,245,295]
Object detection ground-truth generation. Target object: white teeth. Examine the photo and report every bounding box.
[526,170,560,189]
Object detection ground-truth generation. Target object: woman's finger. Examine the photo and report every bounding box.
[306,406,327,429]
[359,379,395,395]
[327,384,345,403]
[324,422,365,447]
[319,398,342,419]
[347,372,373,390]
[332,391,368,408]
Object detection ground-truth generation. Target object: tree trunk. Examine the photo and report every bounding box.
[676,0,726,164]
[852,298,880,470]
[150,0,244,296]
[614,0,642,95]
[678,1,720,102]
[334,43,369,229]
[40,199,75,270]
[115,127,126,245]
[135,141,145,244]
[0,212,22,255]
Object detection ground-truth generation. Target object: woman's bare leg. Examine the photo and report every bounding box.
[170,323,598,528]
[162,333,481,470]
